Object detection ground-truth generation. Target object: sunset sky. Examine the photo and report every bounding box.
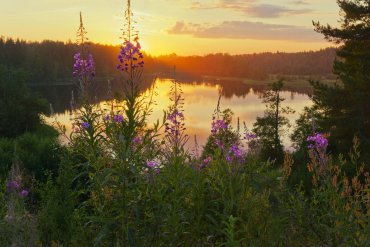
[0,0,340,55]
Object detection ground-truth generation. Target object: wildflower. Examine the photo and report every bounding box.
[200,156,212,169]
[81,122,90,129]
[226,144,245,162]
[146,160,161,174]
[165,109,186,138]
[229,144,244,159]
[307,133,328,150]
[133,136,142,145]
[117,37,144,72]
[104,115,110,121]
[245,132,257,141]
[73,53,95,80]
[215,139,224,150]
[20,190,29,197]
[7,181,20,189]
[113,114,124,123]
[146,160,159,168]
[211,118,228,134]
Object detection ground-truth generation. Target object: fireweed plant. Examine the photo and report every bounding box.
[66,12,106,166]
[163,74,189,163]
[202,96,244,167]
[66,1,163,245]
[280,135,370,246]
[74,12,95,99]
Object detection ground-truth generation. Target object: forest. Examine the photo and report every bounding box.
[0,37,336,84]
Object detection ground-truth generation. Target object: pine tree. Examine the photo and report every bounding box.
[253,80,294,164]
[312,0,370,161]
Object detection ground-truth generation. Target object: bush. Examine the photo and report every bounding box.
[0,66,48,138]
[16,125,61,182]
[37,159,81,246]
[0,138,14,179]
[0,125,61,181]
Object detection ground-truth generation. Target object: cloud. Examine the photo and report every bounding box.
[246,4,311,18]
[168,21,323,42]
[189,0,312,18]
[168,21,203,34]
[291,0,310,5]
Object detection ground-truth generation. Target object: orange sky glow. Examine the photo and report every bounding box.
[0,0,340,56]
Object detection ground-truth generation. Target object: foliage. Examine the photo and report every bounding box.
[312,0,370,163]
[0,138,14,179]
[0,125,61,181]
[253,80,294,164]
[202,96,239,160]
[163,75,189,162]
[37,157,82,246]
[0,65,48,138]
[15,126,61,181]
[0,66,62,180]
[0,161,39,247]
[280,136,370,246]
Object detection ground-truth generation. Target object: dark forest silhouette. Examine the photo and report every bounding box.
[0,37,336,84]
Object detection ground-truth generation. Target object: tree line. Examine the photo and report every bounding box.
[0,37,336,84]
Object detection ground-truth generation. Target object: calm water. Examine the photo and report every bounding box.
[44,78,312,150]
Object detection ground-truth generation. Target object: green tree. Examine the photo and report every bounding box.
[0,66,60,180]
[291,106,323,151]
[0,66,48,138]
[253,80,294,164]
[312,0,370,161]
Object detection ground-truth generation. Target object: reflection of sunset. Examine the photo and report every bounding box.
[46,79,312,150]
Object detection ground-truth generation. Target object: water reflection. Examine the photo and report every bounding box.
[42,78,312,150]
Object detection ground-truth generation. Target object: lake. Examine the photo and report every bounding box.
[43,78,313,150]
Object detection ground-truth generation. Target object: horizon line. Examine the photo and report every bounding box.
[0,35,337,57]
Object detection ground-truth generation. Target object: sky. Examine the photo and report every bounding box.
[0,0,340,55]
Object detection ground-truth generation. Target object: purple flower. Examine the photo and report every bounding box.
[113,114,124,123]
[133,136,142,145]
[307,133,328,150]
[20,190,29,197]
[146,160,160,172]
[146,160,159,168]
[154,167,161,174]
[245,132,257,141]
[200,156,212,168]
[227,144,245,162]
[229,144,244,158]
[215,139,225,150]
[73,53,95,80]
[165,109,186,138]
[117,38,144,72]
[104,115,110,121]
[211,118,227,134]
[8,181,20,189]
[81,122,89,129]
